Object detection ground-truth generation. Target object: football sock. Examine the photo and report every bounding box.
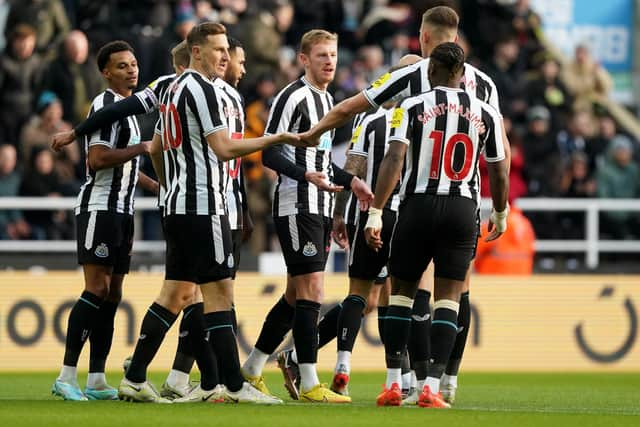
[401,352,411,389]
[446,291,470,376]
[243,348,269,377]
[188,306,219,390]
[126,303,177,383]
[171,303,200,374]
[89,300,119,374]
[409,289,431,382]
[317,303,341,348]
[377,306,388,345]
[293,300,321,365]
[383,296,413,371]
[86,372,108,389]
[204,311,243,392]
[385,368,402,388]
[299,363,320,391]
[337,294,366,352]
[57,365,78,385]
[441,373,458,388]
[335,350,351,374]
[254,295,294,355]
[62,291,103,368]
[166,369,190,390]
[427,299,460,393]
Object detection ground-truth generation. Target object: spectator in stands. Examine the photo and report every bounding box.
[485,35,527,119]
[152,4,197,77]
[511,0,544,69]
[556,110,596,166]
[526,55,573,131]
[474,203,536,275]
[286,0,342,45]
[557,152,596,238]
[42,30,103,125]
[4,0,70,57]
[239,0,293,92]
[19,147,69,239]
[596,135,640,239]
[0,144,30,240]
[385,31,410,66]
[522,106,562,196]
[561,44,613,112]
[357,44,386,82]
[19,91,80,190]
[588,115,619,170]
[0,24,43,145]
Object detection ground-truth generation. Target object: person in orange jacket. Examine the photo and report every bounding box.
[475,204,536,275]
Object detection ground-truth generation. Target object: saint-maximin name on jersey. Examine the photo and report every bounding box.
[76,89,142,215]
[388,87,505,201]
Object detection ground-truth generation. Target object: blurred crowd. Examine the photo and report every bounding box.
[0,0,638,251]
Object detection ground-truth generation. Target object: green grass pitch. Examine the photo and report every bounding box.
[0,372,638,426]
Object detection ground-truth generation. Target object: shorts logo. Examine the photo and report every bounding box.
[302,242,318,257]
[95,243,109,258]
[227,254,235,268]
[377,266,388,279]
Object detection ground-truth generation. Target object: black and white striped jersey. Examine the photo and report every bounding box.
[75,89,142,215]
[156,69,228,216]
[389,87,505,201]
[135,73,176,113]
[135,73,176,211]
[344,107,400,225]
[214,77,245,230]
[265,76,335,217]
[363,58,501,115]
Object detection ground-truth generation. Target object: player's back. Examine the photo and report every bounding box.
[158,69,228,216]
[390,86,505,202]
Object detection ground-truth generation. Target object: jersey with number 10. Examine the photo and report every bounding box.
[156,69,228,216]
[388,87,505,201]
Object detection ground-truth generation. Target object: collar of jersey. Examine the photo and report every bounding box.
[183,68,214,82]
[432,85,464,92]
[105,88,125,100]
[301,76,328,95]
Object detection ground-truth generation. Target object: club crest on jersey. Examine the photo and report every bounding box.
[227,254,235,268]
[302,242,318,257]
[95,243,109,258]
[372,72,391,88]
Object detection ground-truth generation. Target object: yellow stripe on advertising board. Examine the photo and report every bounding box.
[0,272,638,371]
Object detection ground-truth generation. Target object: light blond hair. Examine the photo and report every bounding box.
[300,29,338,54]
[171,40,190,69]
[422,6,459,31]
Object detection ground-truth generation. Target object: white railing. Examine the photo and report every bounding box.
[1,197,639,269]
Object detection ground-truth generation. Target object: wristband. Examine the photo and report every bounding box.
[365,207,383,231]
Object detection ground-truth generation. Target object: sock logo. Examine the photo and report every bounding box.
[302,242,317,257]
[179,331,189,338]
[341,327,348,340]
[227,254,234,268]
[411,313,431,322]
[456,326,465,333]
[80,329,90,342]
[94,243,109,258]
[139,334,147,340]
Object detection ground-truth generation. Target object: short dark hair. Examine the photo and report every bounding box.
[228,36,243,54]
[97,40,135,71]
[430,42,465,74]
[186,22,226,51]
[422,6,459,29]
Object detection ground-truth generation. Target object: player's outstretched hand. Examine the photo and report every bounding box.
[277,132,306,147]
[298,130,320,147]
[51,130,76,152]
[364,207,383,251]
[350,176,374,211]
[305,171,344,193]
[485,206,509,242]
[331,215,349,249]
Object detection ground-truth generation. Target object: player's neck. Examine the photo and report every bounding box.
[110,86,132,97]
[303,73,329,92]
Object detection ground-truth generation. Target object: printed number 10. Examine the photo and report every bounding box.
[428,130,473,181]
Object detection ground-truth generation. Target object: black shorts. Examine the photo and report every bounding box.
[164,214,233,284]
[231,229,243,279]
[389,195,478,282]
[76,211,134,274]
[347,209,397,282]
[274,213,331,276]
